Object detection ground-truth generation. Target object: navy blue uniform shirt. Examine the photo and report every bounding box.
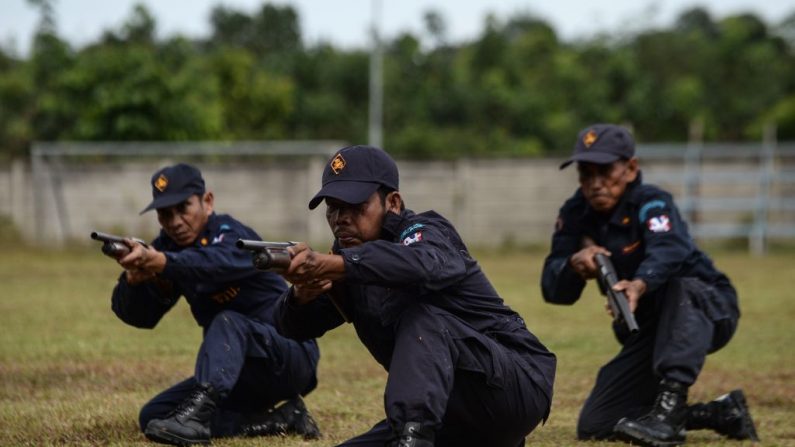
[112,213,300,332]
[542,173,737,317]
[278,208,556,399]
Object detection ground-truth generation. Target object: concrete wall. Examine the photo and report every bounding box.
[1,155,792,247]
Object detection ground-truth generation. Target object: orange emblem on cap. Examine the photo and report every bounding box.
[330,154,346,174]
[154,174,168,192]
[583,129,598,148]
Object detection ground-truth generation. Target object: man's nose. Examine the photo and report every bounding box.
[584,175,606,188]
[334,207,354,224]
[165,213,182,228]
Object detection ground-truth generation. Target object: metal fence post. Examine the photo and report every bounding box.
[454,158,472,240]
[683,121,704,229]
[30,144,46,241]
[751,123,776,255]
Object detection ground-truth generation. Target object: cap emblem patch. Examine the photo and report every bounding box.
[154,174,168,192]
[330,154,346,174]
[583,130,598,148]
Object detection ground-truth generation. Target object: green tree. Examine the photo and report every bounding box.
[0,50,34,157]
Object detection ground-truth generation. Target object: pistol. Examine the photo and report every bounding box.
[90,231,148,258]
[236,240,296,273]
[594,253,640,334]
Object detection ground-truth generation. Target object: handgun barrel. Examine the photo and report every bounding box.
[236,239,295,250]
[91,231,125,243]
[595,253,640,333]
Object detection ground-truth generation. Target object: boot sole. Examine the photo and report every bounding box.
[144,425,211,446]
[614,424,685,447]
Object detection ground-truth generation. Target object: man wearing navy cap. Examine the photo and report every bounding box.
[272,145,557,447]
[541,124,758,446]
[106,163,321,445]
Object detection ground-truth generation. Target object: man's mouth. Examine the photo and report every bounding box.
[335,230,358,244]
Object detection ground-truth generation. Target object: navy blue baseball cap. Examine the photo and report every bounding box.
[140,163,206,214]
[560,124,635,169]
[308,145,399,210]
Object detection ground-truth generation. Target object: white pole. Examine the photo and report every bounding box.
[368,0,384,149]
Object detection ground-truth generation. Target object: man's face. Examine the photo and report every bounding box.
[156,193,214,246]
[577,159,638,213]
[325,191,392,248]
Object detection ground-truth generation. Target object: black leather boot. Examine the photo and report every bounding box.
[239,396,321,439]
[687,389,759,441]
[144,383,219,445]
[613,379,689,447]
[389,422,435,447]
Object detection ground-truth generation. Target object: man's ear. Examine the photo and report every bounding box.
[386,191,402,214]
[626,157,639,182]
[202,191,215,214]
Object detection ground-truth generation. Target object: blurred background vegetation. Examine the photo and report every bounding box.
[1,1,795,160]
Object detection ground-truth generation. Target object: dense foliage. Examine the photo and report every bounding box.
[1,2,794,158]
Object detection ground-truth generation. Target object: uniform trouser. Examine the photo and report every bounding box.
[138,310,318,436]
[577,277,739,440]
[338,303,553,447]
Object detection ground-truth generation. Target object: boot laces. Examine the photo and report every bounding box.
[397,425,417,447]
[651,390,680,421]
[173,387,206,418]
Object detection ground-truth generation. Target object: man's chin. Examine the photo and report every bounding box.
[588,198,616,213]
[171,235,195,246]
[337,237,361,248]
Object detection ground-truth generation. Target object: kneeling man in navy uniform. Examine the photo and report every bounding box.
[275,145,556,447]
[106,163,321,445]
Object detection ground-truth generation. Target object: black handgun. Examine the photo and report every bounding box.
[594,253,640,333]
[90,231,148,258]
[236,240,295,273]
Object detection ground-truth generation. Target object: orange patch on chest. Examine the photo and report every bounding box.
[622,240,641,254]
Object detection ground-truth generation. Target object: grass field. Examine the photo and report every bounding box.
[1,246,793,446]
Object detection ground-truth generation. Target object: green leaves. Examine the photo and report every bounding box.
[1,5,794,158]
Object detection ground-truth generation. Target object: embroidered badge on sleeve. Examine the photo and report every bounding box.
[647,215,672,233]
[402,232,423,246]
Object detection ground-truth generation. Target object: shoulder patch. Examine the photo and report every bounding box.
[399,223,425,241]
[647,215,672,233]
[639,200,667,222]
[219,224,231,232]
[402,231,423,246]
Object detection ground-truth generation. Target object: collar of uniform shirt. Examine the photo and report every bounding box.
[380,209,411,241]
